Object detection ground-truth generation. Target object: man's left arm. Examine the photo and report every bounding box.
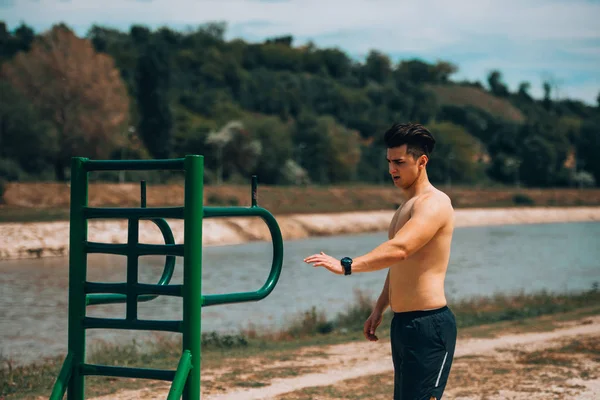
[351,194,448,273]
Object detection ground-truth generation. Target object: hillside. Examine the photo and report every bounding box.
[427,84,526,123]
[1,22,599,190]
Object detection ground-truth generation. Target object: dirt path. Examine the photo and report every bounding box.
[93,317,600,400]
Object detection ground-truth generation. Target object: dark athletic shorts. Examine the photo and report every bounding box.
[390,305,457,400]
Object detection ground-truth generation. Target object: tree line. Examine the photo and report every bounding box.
[1,21,599,187]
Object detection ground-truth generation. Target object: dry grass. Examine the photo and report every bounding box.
[428,84,526,123]
[3,182,600,223]
[278,333,600,400]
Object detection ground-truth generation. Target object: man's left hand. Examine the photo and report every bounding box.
[304,252,343,275]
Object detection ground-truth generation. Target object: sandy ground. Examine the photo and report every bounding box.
[2,206,600,260]
[88,316,600,400]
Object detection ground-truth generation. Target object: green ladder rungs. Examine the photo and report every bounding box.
[48,156,284,399]
[49,351,193,400]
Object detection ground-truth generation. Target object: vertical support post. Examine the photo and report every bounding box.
[251,175,257,207]
[140,180,146,208]
[182,155,204,400]
[126,217,139,321]
[68,157,89,400]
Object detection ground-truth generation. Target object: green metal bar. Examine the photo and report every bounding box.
[84,158,185,171]
[85,242,183,256]
[167,350,193,400]
[141,180,147,207]
[202,207,284,307]
[85,214,178,306]
[81,364,176,381]
[83,317,182,332]
[204,206,278,219]
[126,217,139,321]
[85,284,182,306]
[83,206,184,219]
[49,353,73,400]
[68,157,88,400]
[85,282,183,297]
[182,155,203,400]
[251,175,257,207]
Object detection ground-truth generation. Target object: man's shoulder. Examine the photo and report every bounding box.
[411,190,454,225]
[414,188,453,210]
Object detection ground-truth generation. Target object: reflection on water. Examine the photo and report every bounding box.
[2,222,600,364]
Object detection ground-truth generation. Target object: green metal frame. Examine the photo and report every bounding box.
[49,155,284,400]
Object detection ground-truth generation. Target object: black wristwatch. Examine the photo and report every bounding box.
[341,257,353,276]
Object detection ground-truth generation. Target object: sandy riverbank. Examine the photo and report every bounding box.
[2,206,600,261]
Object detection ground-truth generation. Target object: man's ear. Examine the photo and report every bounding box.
[419,155,428,168]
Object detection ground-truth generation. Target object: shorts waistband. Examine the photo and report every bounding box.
[393,305,449,320]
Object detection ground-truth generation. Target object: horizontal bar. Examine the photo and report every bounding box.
[84,159,185,172]
[204,206,273,219]
[137,243,184,256]
[81,364,176,381]
[85,242,184,256]
[83,317,182,332]
[85,242,128,255]
[85,282,183,297]
[83,207,184,219]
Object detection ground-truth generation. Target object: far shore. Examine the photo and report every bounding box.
[2,206,600,261]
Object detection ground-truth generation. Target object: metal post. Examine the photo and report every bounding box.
[182,155,204,399]
[68,157,89,400]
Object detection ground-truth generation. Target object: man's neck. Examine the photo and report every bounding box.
[400,171,432,200]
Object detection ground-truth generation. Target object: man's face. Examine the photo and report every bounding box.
[386,145,425,189]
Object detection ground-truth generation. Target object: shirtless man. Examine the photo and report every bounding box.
[304,122,457,399]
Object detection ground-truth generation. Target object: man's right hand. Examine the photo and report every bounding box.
[364,310,383,341]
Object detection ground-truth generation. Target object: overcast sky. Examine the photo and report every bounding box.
[2,0,599,105]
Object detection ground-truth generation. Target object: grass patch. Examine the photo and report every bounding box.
[3,286,599,399]
[0,206,70,223]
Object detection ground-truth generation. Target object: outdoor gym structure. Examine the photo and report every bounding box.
[49,155,284,400]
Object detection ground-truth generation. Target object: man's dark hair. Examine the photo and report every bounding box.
[383,122,436,158]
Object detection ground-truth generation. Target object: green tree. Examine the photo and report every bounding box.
[577,118,600,185]
[136,38,172,159]
[364,50,392,84]
[1,24,130,180]
[205,120,262,184]
[518,82,532,101]
[0,81,53,177]
[519,135,557,186]
[542,81,552,110]
[426,122,484,185]
[242,115,293,184]
[431,61,458,83]
[487,70,509,97]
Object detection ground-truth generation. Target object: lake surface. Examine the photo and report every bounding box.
[2,221,600,364]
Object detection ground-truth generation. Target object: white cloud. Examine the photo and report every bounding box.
[8,0,600,44]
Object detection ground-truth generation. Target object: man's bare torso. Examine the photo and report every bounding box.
[388,188,454,313]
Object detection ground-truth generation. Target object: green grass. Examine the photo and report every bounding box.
[2,285,600,399]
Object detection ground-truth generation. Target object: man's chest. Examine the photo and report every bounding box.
[388,200,415,239]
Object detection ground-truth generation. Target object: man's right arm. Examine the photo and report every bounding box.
[364,271,390,341]
[374,270,390,314]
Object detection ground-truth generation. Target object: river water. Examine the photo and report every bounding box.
[2,221,600,365]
